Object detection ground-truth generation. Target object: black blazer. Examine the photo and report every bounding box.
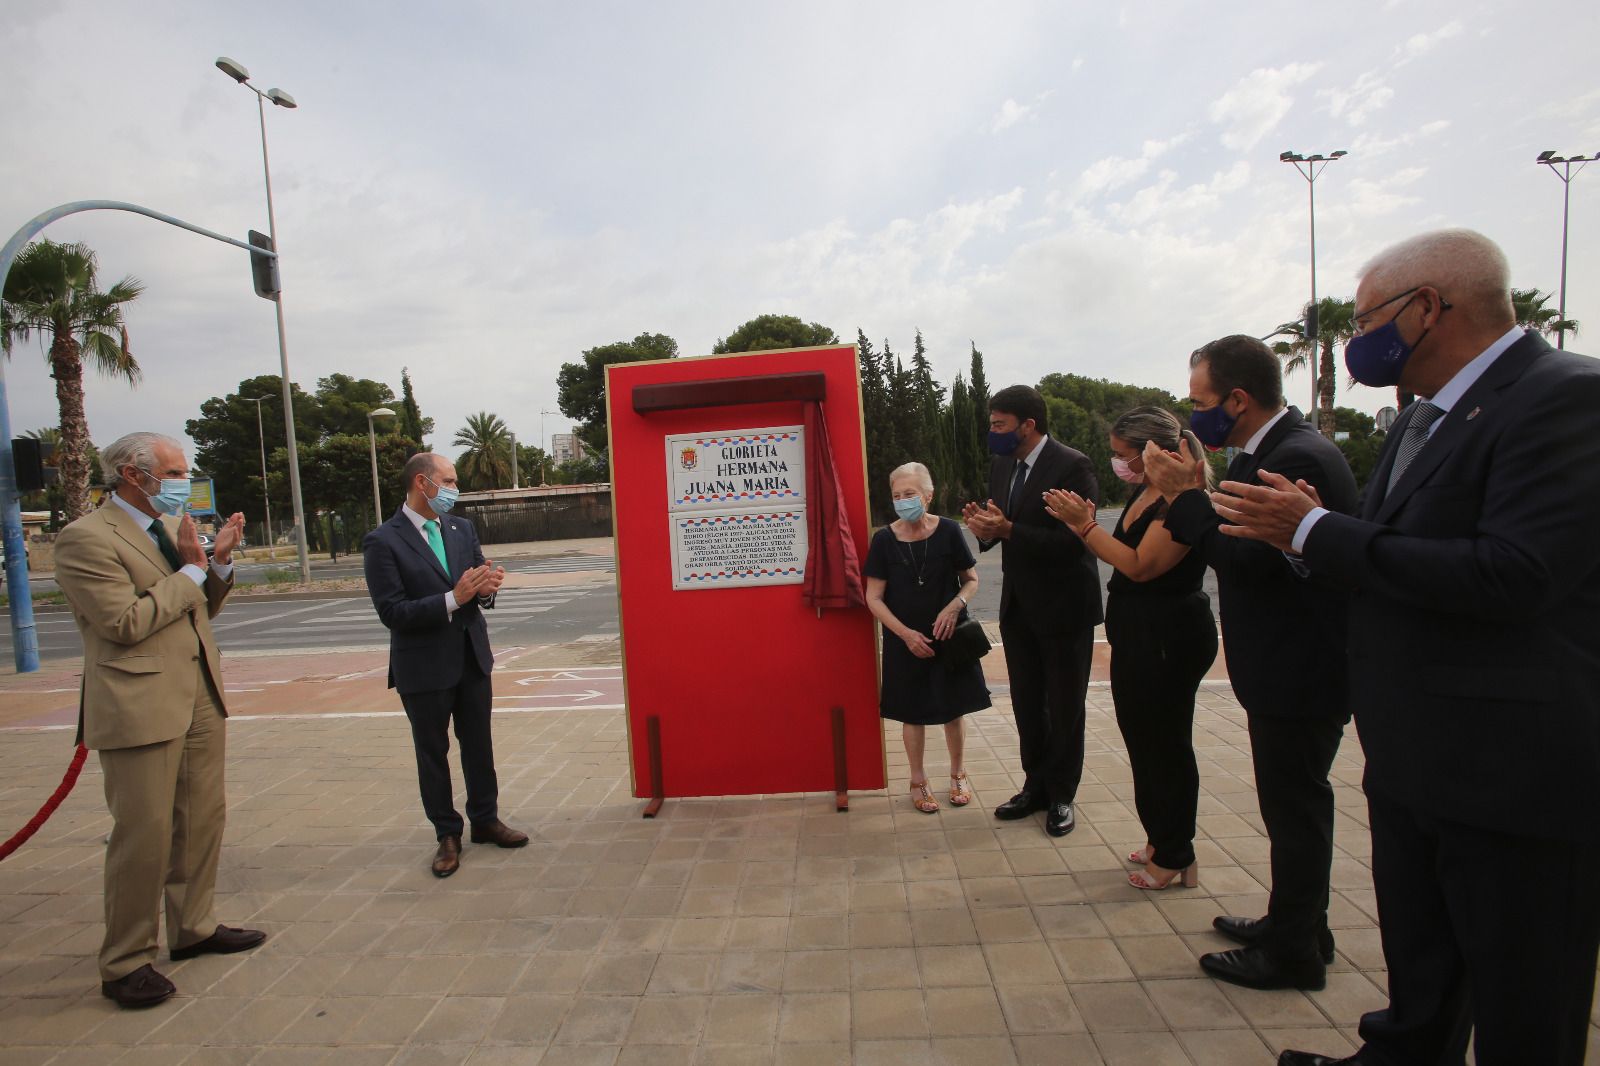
[1303,333,1600,841]
[1165,407,1357,720]
[979,436,1103,630]
[362,508,495,695]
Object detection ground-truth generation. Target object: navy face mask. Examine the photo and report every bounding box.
[987,420,1031,456]
[1345,288,1451,388]
[1189,399,1238,449]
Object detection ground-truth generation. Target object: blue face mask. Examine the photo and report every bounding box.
[138,469,191,516]
[893,496,926,522]
[1345,291,1450,387]
[987,418,1031,456]
[423,475,459,514]
[1188,401,1237,449]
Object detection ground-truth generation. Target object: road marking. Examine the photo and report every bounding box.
[213,602,345,630]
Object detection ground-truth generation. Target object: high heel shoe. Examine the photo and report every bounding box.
[1127,845,1153,866]
[948,772,972,807]
[909,780,940,814]
[1129,862,1198,890]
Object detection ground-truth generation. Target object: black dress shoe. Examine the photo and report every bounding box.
[1045,802,1075,837]
[993,790,1046,820]
[1213,915,1336,964]
[101,963,176,1008]
[432,835,461,877]
[1200,945,1325,991]
[1278,1052,1361,1065]
[170,925,267,960]
[469,819,530,847]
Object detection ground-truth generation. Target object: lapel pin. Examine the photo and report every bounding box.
[1465,406,1481,421]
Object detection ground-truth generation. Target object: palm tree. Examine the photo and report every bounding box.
[1270,296,1356,438]
[453,411,513,491]
[2,240,143,520]
[1512,287,1579,340]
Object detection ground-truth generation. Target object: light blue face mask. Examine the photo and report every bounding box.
[423,475,459,514]
[139,469,191,516]
[893,496,926,522]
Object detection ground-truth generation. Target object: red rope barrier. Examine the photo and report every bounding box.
[0,743,90,861]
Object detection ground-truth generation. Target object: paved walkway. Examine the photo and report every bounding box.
[0,638,1579,1064]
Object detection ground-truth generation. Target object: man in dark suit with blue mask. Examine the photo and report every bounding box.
[1145,336,1358,993]
[1212,228,1600,1066]
[363,452,527,877]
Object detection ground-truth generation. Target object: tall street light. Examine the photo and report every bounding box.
[1280,148,1348,436]
[1535,150,1597,351]
[216,56,312,582]
[242,394,273,550]
[367,407,396,525]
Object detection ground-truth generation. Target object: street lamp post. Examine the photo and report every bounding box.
[366,407,396,526]
[541,408,560,485]
[216,56,312,582]
[1279,149,1348,436]
[242,395,273,551]
[1535,150,1597,351]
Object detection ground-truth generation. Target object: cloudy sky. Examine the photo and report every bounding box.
[2,0,1597,470]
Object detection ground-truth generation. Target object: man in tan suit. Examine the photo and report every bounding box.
[53,432,266,1008]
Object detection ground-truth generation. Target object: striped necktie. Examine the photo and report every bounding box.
[1384,401,1445,497]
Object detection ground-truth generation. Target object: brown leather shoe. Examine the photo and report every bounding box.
[432,835,462,877]
[170,925,267,961]
[469,820,529,847]
[101,963,176,1009]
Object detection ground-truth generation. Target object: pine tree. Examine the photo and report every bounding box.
[397,367,431,450]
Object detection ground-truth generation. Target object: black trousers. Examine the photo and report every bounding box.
[1245,710,1345,960]
[1105,591,1217,870]
[398,649,498,840]
[998,613,1093,805]
[1355,788,1600,1066]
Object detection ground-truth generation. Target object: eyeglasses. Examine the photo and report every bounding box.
[1351,286,1422,335]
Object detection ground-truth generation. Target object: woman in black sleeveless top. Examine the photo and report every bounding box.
[1044,407,1217,890]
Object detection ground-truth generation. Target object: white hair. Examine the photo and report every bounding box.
[889,462,934,494]
[1358,228,1513,327]
[100,432,184,486]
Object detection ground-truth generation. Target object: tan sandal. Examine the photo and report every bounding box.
[910,780,940,814]
[948,772,972,806]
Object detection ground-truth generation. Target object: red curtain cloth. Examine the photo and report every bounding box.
[802,400,864,610]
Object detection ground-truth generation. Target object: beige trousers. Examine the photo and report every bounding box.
[97,675,226,980]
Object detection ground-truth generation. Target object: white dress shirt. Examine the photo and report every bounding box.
[1290,325,1528,552]
[110,493,232,586]
[1238,407,1291,458]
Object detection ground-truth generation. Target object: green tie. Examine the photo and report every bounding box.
[423,519,449,575]
[149,519,182,571]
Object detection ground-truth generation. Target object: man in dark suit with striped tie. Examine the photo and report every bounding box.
[1211,228,1600,1066]
[363,452,527,876]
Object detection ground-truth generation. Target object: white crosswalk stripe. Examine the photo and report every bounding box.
[224,586,597,644]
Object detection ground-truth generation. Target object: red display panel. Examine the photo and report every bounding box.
[607,345,884,799]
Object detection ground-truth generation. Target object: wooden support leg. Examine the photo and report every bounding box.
[831,705,848,812]
[642,715,665,818]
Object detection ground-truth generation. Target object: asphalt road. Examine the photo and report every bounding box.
[1,513,1218,665]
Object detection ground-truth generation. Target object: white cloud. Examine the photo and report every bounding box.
[1209,64,1322,150]
[1399,20,1463,60]
[990,91,1054,134]
[1321,70,1395,127]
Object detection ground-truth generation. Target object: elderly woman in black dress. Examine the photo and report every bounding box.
[1044,406,1217,889]
[864,462,991,813]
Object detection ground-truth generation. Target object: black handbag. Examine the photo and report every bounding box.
[938,616,991,670]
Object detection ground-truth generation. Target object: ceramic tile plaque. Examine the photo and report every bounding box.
[665,426,807,589]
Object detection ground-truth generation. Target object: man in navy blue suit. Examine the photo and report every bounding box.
[1213,229,1600,1066]
[364,452,527,877]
